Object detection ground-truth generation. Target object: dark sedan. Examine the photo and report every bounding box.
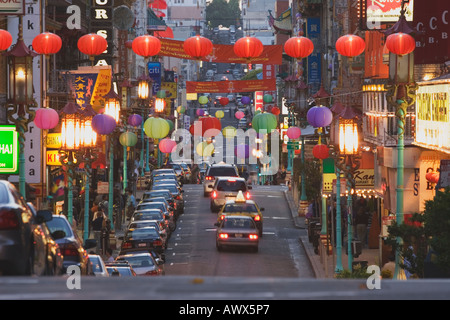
[0,180,59,276]
[151,185,184,215]
[46,215,96,275]
[119,227,165,255]
[141,190,175,209]
[135,202,175,231]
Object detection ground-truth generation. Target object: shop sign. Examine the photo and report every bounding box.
[46,150,62,166]
[46,133,61,149]
[0,0,25,15]
[0,125,19,174]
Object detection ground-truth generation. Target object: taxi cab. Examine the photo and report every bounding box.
[217,191,264,236]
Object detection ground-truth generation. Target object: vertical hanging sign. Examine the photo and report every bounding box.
[91,0,114,66]
[307,17,321,95]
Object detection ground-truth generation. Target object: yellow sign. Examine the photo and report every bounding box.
[47,150,62,166]
[161,82,178,99]
[186,93,198,101]
[46,133,61,149]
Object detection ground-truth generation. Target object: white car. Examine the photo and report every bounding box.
[203,163,239,196]
[88,254,109,277]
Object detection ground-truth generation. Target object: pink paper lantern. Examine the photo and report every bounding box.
[286,126,301,139]
[196,109,205,116]
[235,111,245,120]
[34,108,59,129]
[159,138,177,154]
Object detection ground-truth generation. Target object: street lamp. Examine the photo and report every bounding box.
[137,74,151,174]
[103,85,121,231]
[337,106,361,272]
[4,21,37,199]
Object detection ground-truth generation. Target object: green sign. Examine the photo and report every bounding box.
[0,126,19,174]
[287,140,300,150]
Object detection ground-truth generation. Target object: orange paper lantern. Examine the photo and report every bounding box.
[77,33,107,57]
[183,35,213,59]
[234,36,263,60]
[336,34,365,57]
[132,35,161,58]
[385,32,415,56]
[284,36,314,60]
[32,32,62,55]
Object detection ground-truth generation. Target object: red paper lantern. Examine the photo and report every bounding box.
[234,36,263,60]
[183,35,213,59]
[385,32,415,56]
[34,108,59,130]
[284,36,314,60]
[312,144,329,160]
[286,126,301,139]
[190,117,222,137]
[219,97,229,106]
[0,29,13,51]
[426,172,440,184]
[336,34,365,57]
[32,32,62,55]
[77,33,107,57]
[235,111,245,120]
[159,138,177,154]
[271,106,280,116]
[132,35,161,58]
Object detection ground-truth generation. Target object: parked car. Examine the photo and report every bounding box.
[209,177,251,212]
[215,215,259,252]
[128,220,168,245]
[88,254,109,277]
[134,202,175,231]
[130,209,171,235]
[46,214,96,275]
[105,261,137,277]
[119,226,165,256]
[141,190,175,208]
[0,180,60,276]
[151,184,184,215]
[203,163,239,196]
[116,252,164,276]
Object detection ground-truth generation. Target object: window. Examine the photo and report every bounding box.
[223,203,258,213]
[208,166,238,177]
[216,180,247,192]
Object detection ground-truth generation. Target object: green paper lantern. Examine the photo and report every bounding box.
[156,90,166,98]
[143,117,170,139]
[222,126,237,138]
[252,112,277,133]
[177,105,186,114]
[119,132,138,147]
[263,94,273,103]
[198,96,208,105]
[196,141,214,156]
[166,119,174,131]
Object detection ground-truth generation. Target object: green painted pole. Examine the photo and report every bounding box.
[123,145,128,191]
[67,152,74,224]
[394,107,405,279]
[300,137,307,202]
[18,127,26,201]
[140,118,145,176]
[347,183,353,272]
[108,138,114,231]
[83,162,90,242]
[335,167,343,273]
[145,135,150,172]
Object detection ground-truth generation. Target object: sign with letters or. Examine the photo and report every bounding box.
[0,126,19,174]
[148,62,162,96]
[0,0,25,15]
[306,17,321,94]
[91,0,114,66]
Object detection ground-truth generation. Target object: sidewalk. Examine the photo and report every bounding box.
[283,187,380,278]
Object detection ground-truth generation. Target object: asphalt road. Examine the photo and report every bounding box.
[165,184,314,278]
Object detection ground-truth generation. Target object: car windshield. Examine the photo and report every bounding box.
[223,218,256,229]
[133,211,163,221]
[216,180,246,192]
[154,174,177,180]
[117,255,155,268]
[152,170,175,176]
[129,221,159,229]
[143,191,171,199]
[223,203,258,213]
[90,256,104,273]
[137,203,165,211]
[208,167,237,177]
[153,185,179,194]
[46,217,74,238]
[0,184,9,203]
[125,228,159,240]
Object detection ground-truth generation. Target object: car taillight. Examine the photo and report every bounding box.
[219,233,228,239]
[254,215,261,222]
[220,215,225,220]
[153,240,163,246]
[206,176,213,181]
[145,269,160,275]
[61,243,79,257]
[249,234,258,240]
[122,242,132,249]
[212,191,217,199]
[0,209,19,230]
[245,192,251,200]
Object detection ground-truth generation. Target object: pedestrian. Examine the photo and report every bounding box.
[355,204,369,246]
[105,248,115,263]
[125,189,136,219]
[92,210,106,254]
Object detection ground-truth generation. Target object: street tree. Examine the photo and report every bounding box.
[206,0,241,28]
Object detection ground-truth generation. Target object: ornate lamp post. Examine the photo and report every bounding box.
[103,86,121,230]
[383,0,418,280]
[332,106,361,272]
[137,74,151,174]
[4,22,37,199]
